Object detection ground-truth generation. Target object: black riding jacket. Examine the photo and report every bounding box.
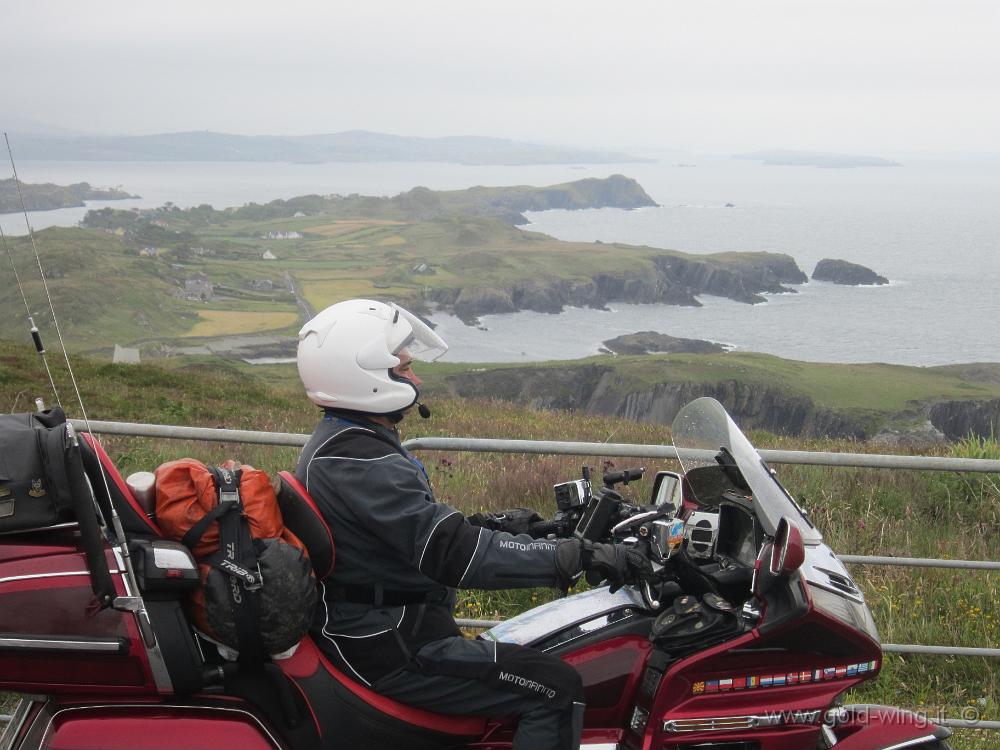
[296,411,562,685]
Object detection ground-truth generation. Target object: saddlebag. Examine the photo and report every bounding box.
[155,459,317,660]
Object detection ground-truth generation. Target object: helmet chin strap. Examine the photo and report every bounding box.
[385,402,430,423]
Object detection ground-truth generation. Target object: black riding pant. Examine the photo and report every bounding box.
[373,637,585,750]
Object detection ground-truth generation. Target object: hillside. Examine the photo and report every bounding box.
[9,130,652,166]
[0,176,808,352]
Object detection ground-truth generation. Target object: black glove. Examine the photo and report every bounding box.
[553,539,653,594]
[467,507,544,536]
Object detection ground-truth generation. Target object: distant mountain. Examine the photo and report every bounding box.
[10,130,653,166]
[734,150,901,168]
[2,114,88,137]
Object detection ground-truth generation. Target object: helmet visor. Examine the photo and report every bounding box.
[388,303,449,362]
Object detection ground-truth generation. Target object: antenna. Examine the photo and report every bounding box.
[4,133,150,632]
[0,221,61,405]
[5,133,93,417]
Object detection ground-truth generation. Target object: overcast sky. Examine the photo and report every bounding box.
[4,0,999,155]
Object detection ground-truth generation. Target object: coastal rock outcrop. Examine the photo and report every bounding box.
[602,331,728,355]
[656,254,808,304]
[928,399,1000,441]
[453,287,516,320]
[812,259,888,286]
[445,252,809,323]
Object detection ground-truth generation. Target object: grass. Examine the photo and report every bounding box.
[182,310,300,338]
[0,342,996,747]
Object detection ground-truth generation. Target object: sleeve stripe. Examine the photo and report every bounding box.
[457,527,485,587]
[417,510,462,572]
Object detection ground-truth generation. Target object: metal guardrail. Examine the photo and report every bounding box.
[72,420,1000,474]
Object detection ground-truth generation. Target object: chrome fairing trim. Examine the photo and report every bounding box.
[663,714,783,732]
[0,522,79,537]
[0,569,121,585]
[0,636,126,653]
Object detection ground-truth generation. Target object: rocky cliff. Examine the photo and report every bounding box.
[929,399,1000,441]
[441,359,1000,441]
[441,251,809,323]
[443,365,868,439]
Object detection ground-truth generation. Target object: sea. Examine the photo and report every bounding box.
[2,155,998,367]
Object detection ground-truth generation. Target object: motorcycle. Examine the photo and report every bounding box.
[0,397,951,750]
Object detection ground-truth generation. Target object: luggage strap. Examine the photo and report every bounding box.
[328,584,449,607]
[185,465,265,665]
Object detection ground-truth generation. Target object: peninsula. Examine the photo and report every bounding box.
[0,178,138,213]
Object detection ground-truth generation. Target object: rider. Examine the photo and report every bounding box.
[295,299,647,750]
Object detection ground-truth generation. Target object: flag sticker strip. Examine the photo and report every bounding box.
[691,660,880,695]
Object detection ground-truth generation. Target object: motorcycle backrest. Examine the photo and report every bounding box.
[79,432,163,538]
[275,471,335,580]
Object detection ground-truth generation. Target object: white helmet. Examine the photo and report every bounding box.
[297,299,448,413]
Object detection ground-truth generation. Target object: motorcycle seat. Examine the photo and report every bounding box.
[279,635,489,739]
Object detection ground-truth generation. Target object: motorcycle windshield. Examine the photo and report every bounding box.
[672,397,822,545]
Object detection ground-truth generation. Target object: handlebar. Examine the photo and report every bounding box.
[528,519,568,538]
[603,468,645,488]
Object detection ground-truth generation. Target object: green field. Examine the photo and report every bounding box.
[0,342,996,748]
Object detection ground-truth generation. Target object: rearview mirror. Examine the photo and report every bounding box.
[651,471,683,511]
[769,516,805,576]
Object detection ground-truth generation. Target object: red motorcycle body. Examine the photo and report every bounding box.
[1,401,952,750]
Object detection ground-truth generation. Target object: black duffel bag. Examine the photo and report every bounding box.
[0,407,116,607]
